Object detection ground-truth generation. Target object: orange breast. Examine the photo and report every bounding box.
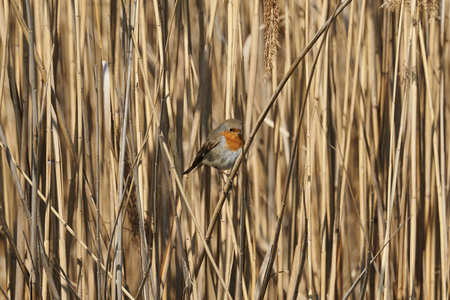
[221,131,243,151]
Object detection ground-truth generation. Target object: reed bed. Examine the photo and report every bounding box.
[0,0,449,299]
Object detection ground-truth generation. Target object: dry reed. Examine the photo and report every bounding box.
[0,0,449,299]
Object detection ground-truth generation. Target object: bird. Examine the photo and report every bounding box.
[183,119,244,175]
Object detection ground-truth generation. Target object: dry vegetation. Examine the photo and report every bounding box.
[0,0,449,299]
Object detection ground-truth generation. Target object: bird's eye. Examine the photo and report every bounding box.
[230,128,234,132]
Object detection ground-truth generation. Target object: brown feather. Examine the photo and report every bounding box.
[183,137,221,174]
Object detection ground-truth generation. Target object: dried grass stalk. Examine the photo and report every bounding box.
[263,0,280,80]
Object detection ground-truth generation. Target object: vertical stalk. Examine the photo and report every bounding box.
[438,0,448,296]
[408,1,418,297]
[114,0,138,298]
[71,0,84,298]
[24,0,40,297]
[42,0,53,297]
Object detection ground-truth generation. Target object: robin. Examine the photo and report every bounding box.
[183,119,244,175]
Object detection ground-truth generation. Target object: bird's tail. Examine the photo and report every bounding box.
[183,164,198,175]
[183,154,204,175]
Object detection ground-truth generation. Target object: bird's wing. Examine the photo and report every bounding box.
[183,135,222,174]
